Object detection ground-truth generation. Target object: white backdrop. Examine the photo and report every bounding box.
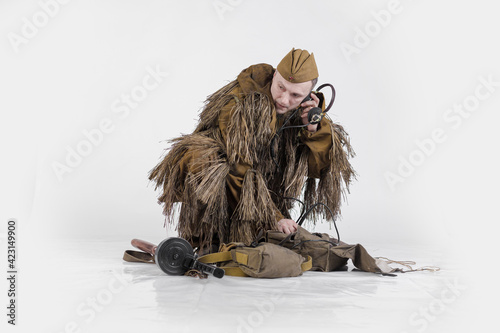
[1,0,499,253]
[1,1,500,332]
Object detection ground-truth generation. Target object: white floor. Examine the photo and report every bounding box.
[11,237,495,333]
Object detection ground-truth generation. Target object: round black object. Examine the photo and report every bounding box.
[307,107,323,124]
[155,237,194,275]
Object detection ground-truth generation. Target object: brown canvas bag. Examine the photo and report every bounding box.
[198,242,312,278]
[266,226,391,274]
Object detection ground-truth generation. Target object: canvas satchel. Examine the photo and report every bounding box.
[198,242,312,278]
[266,226,394,274]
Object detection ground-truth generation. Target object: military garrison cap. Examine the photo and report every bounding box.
[277,48,319,83]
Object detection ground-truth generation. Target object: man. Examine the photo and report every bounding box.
[149,48,355,254]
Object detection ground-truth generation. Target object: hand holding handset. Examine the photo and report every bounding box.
[271,82,336,168]
[301,83,336,124]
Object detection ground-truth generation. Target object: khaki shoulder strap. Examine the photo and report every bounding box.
[301,255,313,272]
[198,251,248,265]
[198,251,312,277]
[198,251,249,277]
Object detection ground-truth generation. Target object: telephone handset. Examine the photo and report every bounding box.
[301,83,336,125]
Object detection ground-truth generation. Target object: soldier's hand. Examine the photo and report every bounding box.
[277,219,298,234]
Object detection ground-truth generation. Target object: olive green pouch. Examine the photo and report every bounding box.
[198,242,312,278]
[266,226,386,274]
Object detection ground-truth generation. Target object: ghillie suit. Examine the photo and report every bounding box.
[149,64,355,252]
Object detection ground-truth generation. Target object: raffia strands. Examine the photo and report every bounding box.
[148,137,186,222]
[202,172,229,247]
[283,136,309,200]
[190,161,228,204]
[190,159,230,247]
[178,163,230,251]
[252,94,274,149]
[254,171,280,229]
[148,133,226,226]
[315,122,356,222]
[236,170,257,221]
[304,177,319,219]
[281,129,297,189]
[231,169,279,245]
[226,93,274,165]
[178,173,199,241]
[195,80,238,133]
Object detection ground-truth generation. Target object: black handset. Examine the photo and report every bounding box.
[301,92,323,125]
[302,84,336,124]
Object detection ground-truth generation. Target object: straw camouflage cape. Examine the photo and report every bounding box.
[149,63,355,252]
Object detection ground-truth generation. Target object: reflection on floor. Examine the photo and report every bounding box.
[17,238,489,333]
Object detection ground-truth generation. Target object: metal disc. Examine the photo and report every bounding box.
[155,237,194,275]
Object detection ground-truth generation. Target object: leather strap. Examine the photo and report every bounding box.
[123,250,155,264]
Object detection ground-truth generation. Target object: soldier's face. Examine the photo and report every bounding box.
[270,70,312,114]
